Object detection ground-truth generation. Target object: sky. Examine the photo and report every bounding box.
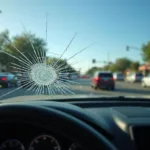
[0,0,150,73]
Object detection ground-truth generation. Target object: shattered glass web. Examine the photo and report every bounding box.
[30,63,57,86]
[0,31,92,99]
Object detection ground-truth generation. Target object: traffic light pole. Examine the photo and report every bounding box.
[126,45,141,51]
[92,59,107,64]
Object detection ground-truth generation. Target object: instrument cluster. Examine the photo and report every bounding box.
[0,134,83,150]
[0,123,84,150]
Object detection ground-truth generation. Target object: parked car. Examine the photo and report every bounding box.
[18,73,30,88]
[125,72,143,83]
[67,73,78,80]
[79,75,87,78]
[70,74,78,80]
[91,71,115,90]
[142,74,150,87]
[0,72,18,88]
[113,72,124,81]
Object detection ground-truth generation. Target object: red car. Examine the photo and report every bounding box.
[91,71,115,90]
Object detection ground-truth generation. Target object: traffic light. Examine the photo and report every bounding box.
[92,59,96,63]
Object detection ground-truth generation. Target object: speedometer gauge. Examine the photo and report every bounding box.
[0,139,25,150]
[69,143,83,150]
[29,134,61,150]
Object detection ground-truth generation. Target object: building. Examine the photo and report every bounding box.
[139,63,150,76]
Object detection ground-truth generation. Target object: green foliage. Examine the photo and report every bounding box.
[0,30,76,73]
[109,64,118,72]
[0,29,9,50]
[86,58,140,75]
[86,66,103,75]
[0,31,47,65]
[142,41,150,62]
[0,30,12,65]
[130,61,140,71]
[102,58,132,72]
[47,57,76,73]
[6,32,46,63]
[115,58,132,72]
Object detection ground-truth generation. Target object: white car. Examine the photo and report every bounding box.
[113,73,124,81]
[125,73,143,83]
[142,74,150,87]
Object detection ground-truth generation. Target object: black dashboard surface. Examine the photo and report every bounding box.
[1,98,150,150]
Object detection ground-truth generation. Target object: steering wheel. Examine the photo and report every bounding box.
[0,104,118,150]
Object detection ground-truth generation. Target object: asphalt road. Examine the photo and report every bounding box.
[0,78,150,100]
[71,79,150,97]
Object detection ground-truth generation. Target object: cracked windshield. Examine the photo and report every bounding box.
[0,0,150,100]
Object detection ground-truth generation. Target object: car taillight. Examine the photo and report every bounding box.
[111,77,114,80]
[95,77,100,81]
[1,77,7,81]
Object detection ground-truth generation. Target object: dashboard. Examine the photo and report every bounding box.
[1,97,150,150]
[0,122,83,150]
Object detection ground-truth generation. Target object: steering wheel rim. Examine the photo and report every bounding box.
[0,104,118,150]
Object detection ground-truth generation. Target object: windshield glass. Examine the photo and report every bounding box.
[136,73,143,77]
[99,73,112,78]
[0,0,150,101]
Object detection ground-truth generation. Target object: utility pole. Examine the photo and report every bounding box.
[107,52,109,65]
[46,12,48,43]
[45,12,48,63]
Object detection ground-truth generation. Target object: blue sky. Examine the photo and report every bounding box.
[0,0,150,73]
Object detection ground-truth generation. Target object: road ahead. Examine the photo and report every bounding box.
[71,79,150,97]
[0,78,150,100]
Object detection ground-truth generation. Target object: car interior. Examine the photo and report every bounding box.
[0,96,149,150]
[0,1,149,150]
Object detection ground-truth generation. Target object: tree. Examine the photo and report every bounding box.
[0,31,47,66]
[0,29,9,50]
[101,58,132,72]
[130,61,140,71]
[86,67,98,75]
[115,58,132,72]
[103,65,110,71]
[0,30,76,74]
[142,41,150,62]
[109,64,118,72]
[85,67,103,75]
[86,57,140,75]
[47,57,76,74]
[5,32,47,62]
[0,30,12,65]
